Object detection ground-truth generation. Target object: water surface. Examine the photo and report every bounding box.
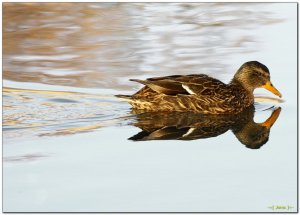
[3,3,297,212]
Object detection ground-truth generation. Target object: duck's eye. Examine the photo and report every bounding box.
[252,71,267,79]
[250,72,259,79]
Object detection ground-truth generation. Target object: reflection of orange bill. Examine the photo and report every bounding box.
[261,107,281,128]
[262,81,282,98]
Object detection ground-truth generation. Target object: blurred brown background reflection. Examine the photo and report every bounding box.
[3,3,283,90]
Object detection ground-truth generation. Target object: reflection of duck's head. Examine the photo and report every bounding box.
[232,61,282,97]
[233,107,281,149]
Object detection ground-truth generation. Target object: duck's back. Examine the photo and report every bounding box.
[133,74,222,95]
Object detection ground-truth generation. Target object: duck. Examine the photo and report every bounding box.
[128,106,281,149]
[116,61,282,114]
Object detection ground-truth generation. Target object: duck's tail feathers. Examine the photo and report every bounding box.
[130,79,148,85]
[128,130,149,141]
[115,94,132,101]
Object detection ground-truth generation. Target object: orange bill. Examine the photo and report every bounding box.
[261,81,282,98]
[261,107,281,128]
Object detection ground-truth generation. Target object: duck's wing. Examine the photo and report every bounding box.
[130,78,186,95]
[130,74,226,96]
[129,126,191,141]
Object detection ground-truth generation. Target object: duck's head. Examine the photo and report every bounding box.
[233,61,282,98]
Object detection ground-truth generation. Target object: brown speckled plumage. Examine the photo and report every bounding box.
[116,61,282,114]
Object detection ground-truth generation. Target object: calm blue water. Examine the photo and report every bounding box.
[3,3,297,212]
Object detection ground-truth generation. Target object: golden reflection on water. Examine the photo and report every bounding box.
[3,87,130,141]
[129,106,281,149]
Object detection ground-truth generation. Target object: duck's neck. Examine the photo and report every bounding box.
[229,78,255,94]
[229,78,255,106]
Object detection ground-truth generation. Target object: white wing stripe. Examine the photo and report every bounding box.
[182,127,196,137]
[182,84,195,95]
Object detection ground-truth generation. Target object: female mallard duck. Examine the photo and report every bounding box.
[116,61,282,114]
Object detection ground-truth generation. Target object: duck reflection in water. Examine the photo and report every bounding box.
[129,106,281,149]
